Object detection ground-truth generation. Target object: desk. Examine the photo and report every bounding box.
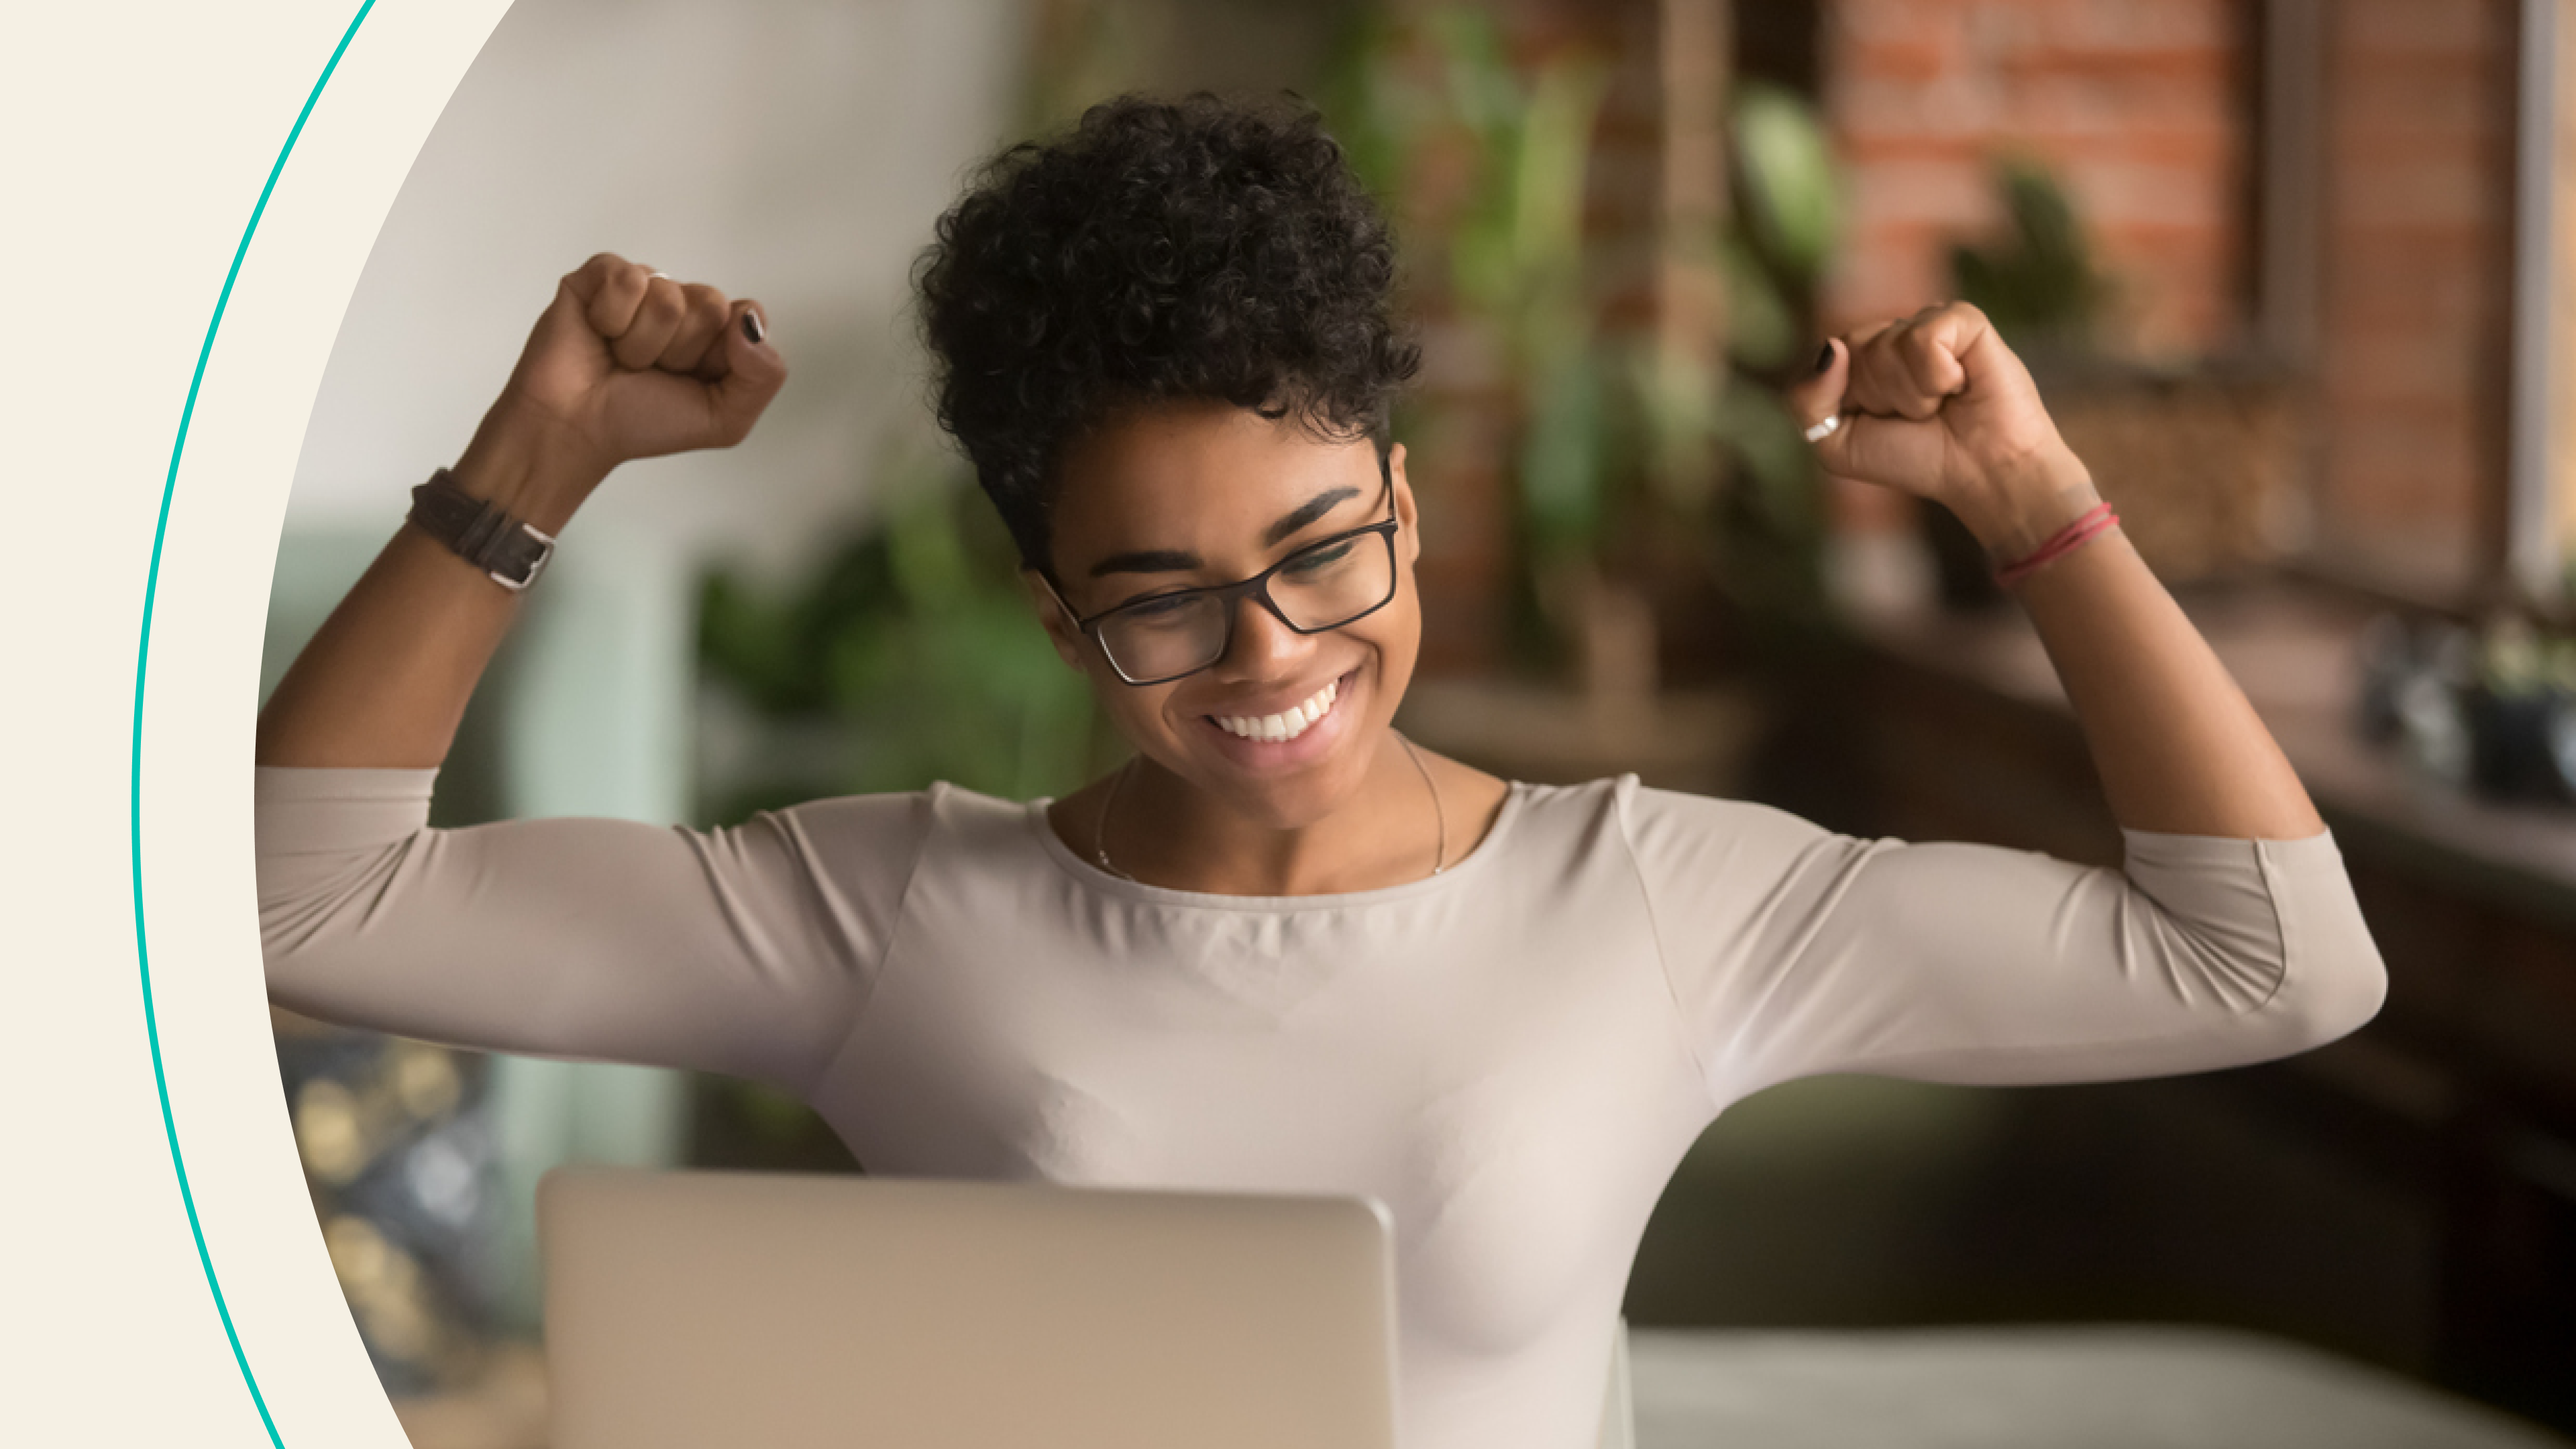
[1627,1322,2573,1449]
[385,1324,2576,1449]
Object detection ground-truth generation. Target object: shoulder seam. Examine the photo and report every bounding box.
[1611,777,1729,1114]
[800,787,942,1102]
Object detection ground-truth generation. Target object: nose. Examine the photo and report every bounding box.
[1215,588,1311,680]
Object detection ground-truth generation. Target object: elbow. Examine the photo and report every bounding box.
[2229,832,2392,1053]
[252,767,443,1016]
[252,849,381,1010]
[2269,918,2389,1052]
[2287,947,2387,1050]
[255,886,325,1008]
[2121,828,2391,1065]
[257,890,382,1027]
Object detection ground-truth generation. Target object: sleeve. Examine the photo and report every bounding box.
[254,765,934,1097]
[1611,777,2388,1105]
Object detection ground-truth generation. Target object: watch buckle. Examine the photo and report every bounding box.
[488,522,557,592]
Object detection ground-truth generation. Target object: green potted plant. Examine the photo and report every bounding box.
[1320,9,1835,786]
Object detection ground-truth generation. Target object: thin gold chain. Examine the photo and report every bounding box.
[1396,730,1448,875]
[1093,755,1140,883]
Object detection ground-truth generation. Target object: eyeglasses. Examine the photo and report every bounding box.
[1042,470,1401,686]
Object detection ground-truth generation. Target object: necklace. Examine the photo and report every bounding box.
[1093,731,1449,885]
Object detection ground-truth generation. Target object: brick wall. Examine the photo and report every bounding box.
[1815,0,2520,601]
[1372,0,2520,638]
[2307,0,2517,596]
[1819,0,2253,357]
[1808,0,2257,573]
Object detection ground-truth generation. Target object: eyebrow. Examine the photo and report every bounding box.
[1085,485,1362,578]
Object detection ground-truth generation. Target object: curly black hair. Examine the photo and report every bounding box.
[914,93,1421,572]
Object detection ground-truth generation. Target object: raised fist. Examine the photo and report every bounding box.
[1784,301,2090,550]
[474,252,788,492]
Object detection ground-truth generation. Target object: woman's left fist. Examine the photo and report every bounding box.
[1784,301,2096,557]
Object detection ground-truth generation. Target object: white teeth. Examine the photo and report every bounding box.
[1215,678,1340,743]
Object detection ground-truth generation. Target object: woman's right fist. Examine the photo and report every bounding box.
[468,252,788,500]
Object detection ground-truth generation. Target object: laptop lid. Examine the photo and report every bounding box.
[539,1167,1401,1449]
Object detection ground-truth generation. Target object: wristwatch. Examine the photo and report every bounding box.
[406,468,557,592]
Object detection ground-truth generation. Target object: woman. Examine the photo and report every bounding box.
[254,96,2385,1449]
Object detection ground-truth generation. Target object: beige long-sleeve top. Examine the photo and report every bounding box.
[254,765,2386,1449]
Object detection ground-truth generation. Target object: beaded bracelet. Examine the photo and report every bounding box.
[1992,500,2119,589]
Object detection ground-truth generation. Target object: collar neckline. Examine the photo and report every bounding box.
[1020,780,1529,912]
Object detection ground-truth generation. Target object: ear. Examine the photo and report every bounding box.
[1018,568,1088,672]
[1389,441,1421,567]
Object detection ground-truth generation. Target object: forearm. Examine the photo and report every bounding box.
[252,415,601,769]
[1954,451,2326,841]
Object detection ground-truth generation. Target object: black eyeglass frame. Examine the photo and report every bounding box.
[1039,463,1403,687]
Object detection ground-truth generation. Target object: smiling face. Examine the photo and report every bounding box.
[1026,400,1423,832]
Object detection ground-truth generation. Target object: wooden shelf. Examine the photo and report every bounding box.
[1853,583,2576,928]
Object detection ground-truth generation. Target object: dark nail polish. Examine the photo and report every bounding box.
[1815,342,1835,374]
[743,311,765,344]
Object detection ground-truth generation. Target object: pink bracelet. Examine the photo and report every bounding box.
[1992,500,2118,588]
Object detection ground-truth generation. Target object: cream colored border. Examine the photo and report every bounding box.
[1,1,511,1442]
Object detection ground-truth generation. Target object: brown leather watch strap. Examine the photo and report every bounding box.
[406,468,557,591]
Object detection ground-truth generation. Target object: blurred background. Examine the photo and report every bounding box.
[259,1,2576,1444]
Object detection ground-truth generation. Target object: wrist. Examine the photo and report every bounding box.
[448,400,608,535]
[1951,447,2102,563]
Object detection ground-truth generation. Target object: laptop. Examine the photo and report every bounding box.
[537,1167,1402,1449]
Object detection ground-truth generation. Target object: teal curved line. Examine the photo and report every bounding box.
[134,1,380,1444]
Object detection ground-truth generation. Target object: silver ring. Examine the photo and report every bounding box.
[647,270,672,281]
[1803,413,1843,444]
